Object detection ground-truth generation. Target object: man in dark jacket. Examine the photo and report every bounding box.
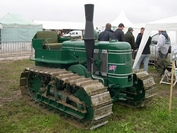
[136,27,144,49]
[135,27,152,72]
[98,23,116,41]
[125,27,136,59]
[124,27,135,50]
[114,23,125,41]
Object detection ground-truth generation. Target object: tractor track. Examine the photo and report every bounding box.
[118,69,157,108]
[19,66,156,129]
[20,66,113,130]
[132,70,157,107]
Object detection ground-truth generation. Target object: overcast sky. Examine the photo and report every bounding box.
[0,0,176,26]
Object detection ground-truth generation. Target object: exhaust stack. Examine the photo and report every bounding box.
[84,4,95,72]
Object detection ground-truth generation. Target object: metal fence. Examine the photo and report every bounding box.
[0,41,32,60]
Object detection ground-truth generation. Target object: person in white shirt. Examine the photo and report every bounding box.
[156,30,170,58]
[155,30,170,76]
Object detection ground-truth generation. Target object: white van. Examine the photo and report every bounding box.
[64,31,82,37]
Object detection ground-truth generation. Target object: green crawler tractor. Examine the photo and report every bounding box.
[20,4,156,130]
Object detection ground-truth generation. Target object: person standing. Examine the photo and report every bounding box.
[135,28,152,72]
[156,30,170,58]
[114,23,125,41]
[124,27,136,59]
[136,27,145,49]
[155,30,171,76]
[98,23,116,41]
[124,27,135,49]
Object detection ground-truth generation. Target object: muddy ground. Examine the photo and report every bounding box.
[0,88,21,107]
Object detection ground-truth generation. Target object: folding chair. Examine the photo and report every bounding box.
[160,62,177,87]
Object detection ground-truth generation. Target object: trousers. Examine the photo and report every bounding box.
[158,51,168,58]
[135,54,150,72]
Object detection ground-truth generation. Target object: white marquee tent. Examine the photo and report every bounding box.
[101,11,139,32]
[34,20,85,30]
[111,11,138,29]
[133,16,177,69]
[0,13,42,42]
[110,11,140,37]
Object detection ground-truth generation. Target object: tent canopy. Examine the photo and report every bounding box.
[133,16,177,69]
[34,20,85,30]
[0,13,42,28]
[0,13,42,41]
[111,11,138,28]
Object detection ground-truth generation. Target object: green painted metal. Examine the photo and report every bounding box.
[27,71,87,120]
[74,88,93,121]
[126,74,145,106]
[28,73,42,97]
[68,64,90,78]
[58,36,70,43]
[29,31,148,109]
[62,40,133,88]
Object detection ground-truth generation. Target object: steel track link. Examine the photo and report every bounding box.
[20,66,113,130]
[133,70,157,107]
[118,70,156,108]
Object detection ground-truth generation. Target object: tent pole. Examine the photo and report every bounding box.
[169,61,175,113]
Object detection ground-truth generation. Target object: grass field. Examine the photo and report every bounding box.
[0,59,177,133]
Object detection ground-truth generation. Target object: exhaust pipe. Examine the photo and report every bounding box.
[84,4,95,72]
[84,4,104,84]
